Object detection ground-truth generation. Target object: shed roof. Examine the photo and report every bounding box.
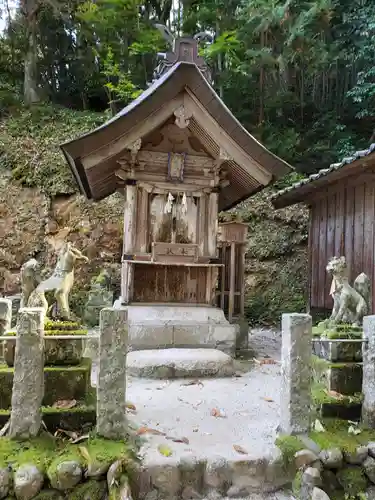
[61,38,292,211]
[272,143,375,209]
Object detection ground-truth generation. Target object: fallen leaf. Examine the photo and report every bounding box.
[253,358,277,365]
[52,399,77,410]
[263,397,274,403]
[211,408,226,418]
[233,444,248,455]
[54,429,79,441]
[326,390,344,400]
[126,402,137,411]
[166,436,190,444]
[348,425,362,436]
[136,426,166,436]
[158,444,173,457]
[314,419,325,433]
[181,379,204,387]
[72,434,89,444]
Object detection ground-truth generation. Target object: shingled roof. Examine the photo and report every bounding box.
[61,37,292,211]
[272,143,375,209]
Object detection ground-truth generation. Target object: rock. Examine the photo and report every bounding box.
[295,449,319,469]
[144,492,159,500]
[0,467,11,499]
[300,467,322,500]
[344,445,368,465]
[70,480,108,500]
[299,436,321,455]
[369,443,375,459]
[148,463,180,497]
[366,486,375,499]
[364,456,375,484]
[319,448,343,469]
[321,470,340,494]
[226,485,249,498]
[48,460,82,490]
[204,458,230,492]
[337,466,367,497]
[33,491,64,499]
[312,487,331,500]
[14,464,44,500]
[181,485,203,499]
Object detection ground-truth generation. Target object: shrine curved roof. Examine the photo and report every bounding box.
[61,57,292,211]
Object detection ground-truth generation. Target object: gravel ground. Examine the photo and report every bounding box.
[93,328,293,499]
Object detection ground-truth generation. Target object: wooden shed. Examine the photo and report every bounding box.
[272,144,375,315]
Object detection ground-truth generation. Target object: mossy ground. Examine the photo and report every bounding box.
[0,433,131,473]
[313,323,363,340]
[309,419,375,453]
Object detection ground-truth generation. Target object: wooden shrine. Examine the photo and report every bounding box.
[61,37,291,353]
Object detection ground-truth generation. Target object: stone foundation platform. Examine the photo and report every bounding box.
[127,348,235,379]
[113,304,239,356]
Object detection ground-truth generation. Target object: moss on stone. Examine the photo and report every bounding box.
[292,469,302,497]
[69,480,107,500]
[311,382,363,406]
[33,491,64,500]
[275,435,305,467]
[309,419,375,453]
[0,434,132,477]
[336,466,368,497]
[313,323,363,340]
[0,363,90,409]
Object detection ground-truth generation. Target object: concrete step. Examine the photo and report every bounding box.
[127,348,235,379]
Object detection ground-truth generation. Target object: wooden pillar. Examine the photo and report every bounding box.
[240,243,246,317]
[198,195,207,256]
[121,184,137,303]
[220,245,226,310]
[228,242,236,322]
[207,191,218,257]
[123,184,137,254]
[136,187,149,253]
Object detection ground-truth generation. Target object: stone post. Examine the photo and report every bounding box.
[97,307,128,439]
[362,316,375,428]
[280,313,312,435]
[0,298,12,335]
[9,308,45,439]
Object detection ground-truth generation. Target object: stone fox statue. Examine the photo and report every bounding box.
[26,243,89,320]
[326,256,371,326]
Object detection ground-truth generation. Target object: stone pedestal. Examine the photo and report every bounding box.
[362,316,375,428]
[9,308,45,438]
[113,304,238,356]
[280,313,312,435]
[96,308,128,439]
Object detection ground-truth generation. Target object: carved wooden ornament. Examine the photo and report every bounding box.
[168,152,186,182]
[174,106,192,129]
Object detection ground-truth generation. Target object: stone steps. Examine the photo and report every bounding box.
[127,348,235,379]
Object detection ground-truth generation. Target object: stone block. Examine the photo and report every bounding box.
[280,313,312,435]
[313,339,362,362]
[9,307,44,438]
[0,363,91,409]
[130,324,174,349]
[173,324,210,346]
[210,324,237,345]
[327,363,362,395]
[363,316,375,428]
[0,299,11,335]
[96,307,128,440]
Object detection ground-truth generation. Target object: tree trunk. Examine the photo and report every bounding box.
[23,0,40,106]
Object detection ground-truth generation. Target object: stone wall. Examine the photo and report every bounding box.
[0,454,133,499]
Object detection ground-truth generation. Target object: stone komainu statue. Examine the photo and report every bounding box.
[326,256,371,326]
[22,242,88,320]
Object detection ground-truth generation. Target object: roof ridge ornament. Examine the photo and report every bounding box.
[151,25,213,85]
